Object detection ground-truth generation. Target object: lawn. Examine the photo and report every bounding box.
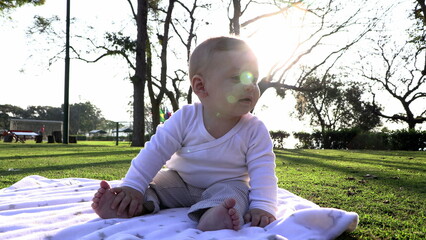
[0,140,140,188]
[0,141,425,239]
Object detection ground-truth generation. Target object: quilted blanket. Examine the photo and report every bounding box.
[0,175,358,240]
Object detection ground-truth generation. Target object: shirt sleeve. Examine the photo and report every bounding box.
[246,120,278,217]
[120,108,186,194]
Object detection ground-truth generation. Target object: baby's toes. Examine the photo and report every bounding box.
[96,187,106,195]
[91,202,98,209]
[229,209,238,220]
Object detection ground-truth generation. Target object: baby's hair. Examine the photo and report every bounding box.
[189,36,254,80]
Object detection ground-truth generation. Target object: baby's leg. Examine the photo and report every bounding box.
[188,181,250,231]
[148,169,198,209]
[92,181,154,218]
[91,180,130,219]
[197,198,240,231]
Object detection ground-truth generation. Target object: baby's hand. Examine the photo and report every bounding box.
[110,186,144,217]
[244,208,276,227]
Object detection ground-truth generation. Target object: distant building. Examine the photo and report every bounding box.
[9,119,63,139]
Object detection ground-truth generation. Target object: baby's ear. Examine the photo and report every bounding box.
[191,75,208,98]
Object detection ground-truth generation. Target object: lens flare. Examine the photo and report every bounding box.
[227,95,237,103]
[240,71,254,85]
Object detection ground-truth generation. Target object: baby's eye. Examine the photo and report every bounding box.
[232,75,240,81]
[239,71,256,85]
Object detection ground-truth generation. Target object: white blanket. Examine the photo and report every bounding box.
[0,175,358,240]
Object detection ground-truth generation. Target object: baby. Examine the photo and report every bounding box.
[92,36,278,231]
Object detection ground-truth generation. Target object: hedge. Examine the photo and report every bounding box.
[293,129,426,151]
[269,130,290,149]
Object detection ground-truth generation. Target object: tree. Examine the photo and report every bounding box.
[168,0,205,105]
[413,0,425,74]
[69,102,104,134]
[361,38,426,130]
[98,0,204,138]
[359,1,426,130]
[0,104,25,129]
[24,105,63,120]
[145,0,176,135]
[0,0,45,12]
[144,0,206,133]
[130,0,149,146]
[294,74,382,135]
[0,102,110,135]
[226,0,383,98]
[27,0,204,145]
[344,85,382,132]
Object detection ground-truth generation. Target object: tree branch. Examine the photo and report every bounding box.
[240,1,303,28]
[126,0,137,21]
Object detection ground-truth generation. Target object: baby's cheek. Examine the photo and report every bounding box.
[226,95,237,103]
[231,84,245,94]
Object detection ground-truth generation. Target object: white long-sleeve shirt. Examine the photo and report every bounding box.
[121,102,278,216]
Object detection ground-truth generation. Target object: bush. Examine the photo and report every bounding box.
[390,130,426,151]
[269,130,290,149]
[348,132,390,150]
[293,129,426,151]
[76,135,87,141]
[293,132,315,149]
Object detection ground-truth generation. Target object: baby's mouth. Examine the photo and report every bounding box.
[239,98,252,103]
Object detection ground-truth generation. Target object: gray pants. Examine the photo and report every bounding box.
[144,169,250,225]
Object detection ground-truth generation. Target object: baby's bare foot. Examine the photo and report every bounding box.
[91,180,129,219]
[91,180,109,209]
[197,198,240,231]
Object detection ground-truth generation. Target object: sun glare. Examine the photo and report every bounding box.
[240,71,254,85]
[245,5,309,76]
[242,4,311,144]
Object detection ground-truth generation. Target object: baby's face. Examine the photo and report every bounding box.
[203,50,260,118]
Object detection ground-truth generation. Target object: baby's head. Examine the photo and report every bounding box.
[189,37,260,117]
[189,37,257,80]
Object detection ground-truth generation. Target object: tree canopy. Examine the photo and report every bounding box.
[0,0,45,12]
[0,102,113,135]
[7,0,426,145]
[359,0,426,130]
[294,74,382,133]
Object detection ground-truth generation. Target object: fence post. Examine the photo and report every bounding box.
[116,122,119,146]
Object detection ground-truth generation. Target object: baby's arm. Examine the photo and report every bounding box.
[245,120,278,226]
[244,208,276,227]
[117,109,185,217]
[110,186,144,217]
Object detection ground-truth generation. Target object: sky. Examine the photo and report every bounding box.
[0,0,424,147]
[0,1,305,137]
[0,0,134,122]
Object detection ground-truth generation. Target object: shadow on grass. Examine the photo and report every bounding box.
[279,149,426,171]
[0,159,129,177]
[0,143,125,149]
[0,149,140,161]
[278,149,426,171]
[277,149,426,194]
[336,232,359,240]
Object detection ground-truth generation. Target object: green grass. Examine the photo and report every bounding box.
[0,141,425,239]
[275,149,425,240]
[0,140,141,187]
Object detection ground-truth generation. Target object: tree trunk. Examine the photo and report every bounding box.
[166,91,179,112]
[187,88,193,104]
[131,0,149,147]
[151,101,160,133]
[231,0,241,35]
[132,79,145,146]
[147,0,176,134]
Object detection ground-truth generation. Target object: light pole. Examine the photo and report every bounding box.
[63,0,70,144]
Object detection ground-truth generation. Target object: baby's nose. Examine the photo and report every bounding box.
[244,82,256,92]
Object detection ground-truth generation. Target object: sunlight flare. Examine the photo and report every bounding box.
[227,95,237,103]
[240,71,254,85]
